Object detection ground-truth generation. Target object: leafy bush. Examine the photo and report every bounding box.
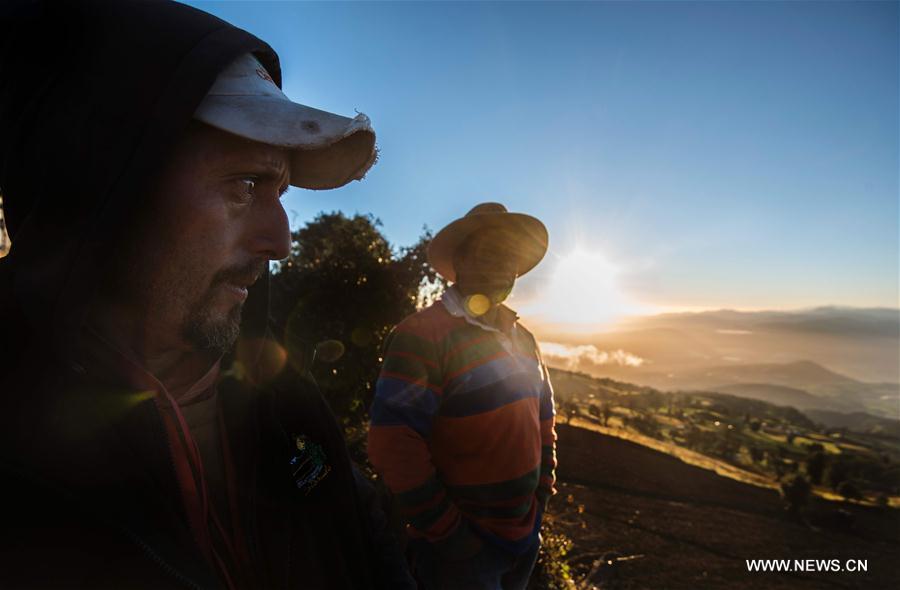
[269,212,443,445]
[530,514,577,590]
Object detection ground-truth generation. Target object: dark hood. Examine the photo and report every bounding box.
[0,0,278,373]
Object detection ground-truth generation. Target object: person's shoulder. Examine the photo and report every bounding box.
[514,318,537,343]
[393,299,458,339]
[514,319,544,355]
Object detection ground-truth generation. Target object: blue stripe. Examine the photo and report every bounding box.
[445,353,542,398]
[539,383,556,419]
[439,371,542,417]
[370,376,440,436]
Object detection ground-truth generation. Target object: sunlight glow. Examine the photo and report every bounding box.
[519,249,648,330]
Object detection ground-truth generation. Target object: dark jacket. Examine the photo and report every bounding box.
[0,1,410,588]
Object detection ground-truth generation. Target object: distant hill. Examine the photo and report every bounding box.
[539,306,899,384]
[633,360,899,418]
[678,359,860,389]
[803,409,900,437]
[715,382,845,412]
[549,366,899,439]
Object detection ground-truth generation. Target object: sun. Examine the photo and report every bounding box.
[518,249,647,331]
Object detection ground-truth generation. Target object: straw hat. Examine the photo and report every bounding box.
[427,202,548,282]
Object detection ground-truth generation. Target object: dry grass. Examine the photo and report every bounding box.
[567,417,778,491]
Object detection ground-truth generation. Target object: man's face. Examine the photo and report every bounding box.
[454,227,519,304]
[114,123,291,355]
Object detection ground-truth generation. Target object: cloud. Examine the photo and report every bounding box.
[541,342,646,370]
[716,329,753,335]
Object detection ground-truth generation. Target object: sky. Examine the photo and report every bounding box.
[185,0,899,329]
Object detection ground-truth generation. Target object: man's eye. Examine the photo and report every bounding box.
[235,177,257,201]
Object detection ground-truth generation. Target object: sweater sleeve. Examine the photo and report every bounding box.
[536,360,558,509]
[367,324,480,558]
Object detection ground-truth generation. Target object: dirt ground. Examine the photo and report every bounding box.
[548,424,900,589]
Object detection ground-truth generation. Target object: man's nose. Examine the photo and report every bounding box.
[250,200,291,261]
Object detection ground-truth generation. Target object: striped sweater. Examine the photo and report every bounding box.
[367,290,557,557]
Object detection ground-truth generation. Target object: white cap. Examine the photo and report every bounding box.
[194,53,376,190]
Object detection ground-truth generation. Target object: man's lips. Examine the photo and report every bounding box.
[213,261,266,303]
[223,282,249,302]
[219,273,261,302]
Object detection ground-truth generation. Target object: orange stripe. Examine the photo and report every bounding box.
[430,397,542,485]
[379,370,443,395]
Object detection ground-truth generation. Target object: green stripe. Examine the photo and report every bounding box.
[381,331,445,387]
[459,497,534,519]
[390,330,436,356]
[409,495,452,531]
[395,475,444,507]
[445,337,506,377]
[445,468,540,503]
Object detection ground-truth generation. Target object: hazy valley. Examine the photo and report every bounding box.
[538,307,899,420]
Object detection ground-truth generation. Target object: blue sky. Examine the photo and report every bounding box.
[186,0,898,322]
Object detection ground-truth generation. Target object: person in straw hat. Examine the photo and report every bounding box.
[368,202,558,589]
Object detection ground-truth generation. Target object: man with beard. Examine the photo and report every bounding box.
[0,1,412,588]
[368,203,558,589]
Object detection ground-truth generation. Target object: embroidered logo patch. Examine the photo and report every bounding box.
[289,434,331,495]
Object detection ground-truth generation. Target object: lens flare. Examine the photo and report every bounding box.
[465,294,492,316]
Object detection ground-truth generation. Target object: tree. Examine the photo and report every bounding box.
[806,451,827,486]
[837,480,863,502]
[269,212,444,453]
[828,460,850,491]
[601,404,612,427]
[748,445,764,464]
[805,442,824,454]
[558,401,578,425]
[780,474,811,514]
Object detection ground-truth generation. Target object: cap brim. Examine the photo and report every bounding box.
[194,95,376,190]
[427,213,549,282]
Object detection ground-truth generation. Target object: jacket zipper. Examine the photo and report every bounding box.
[121,526,205,590]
